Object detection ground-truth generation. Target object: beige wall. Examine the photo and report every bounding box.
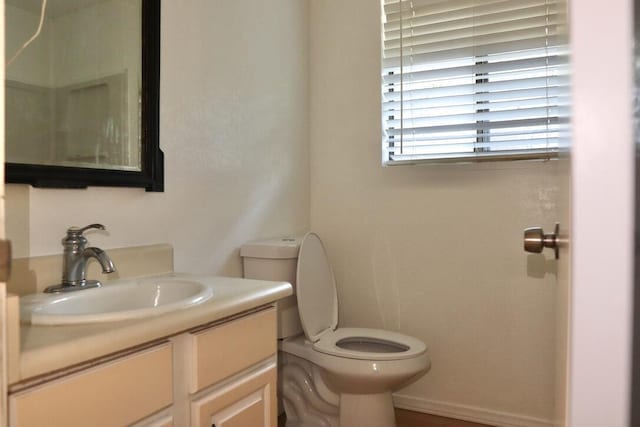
[309,0,563,423]
[6,0,310,278]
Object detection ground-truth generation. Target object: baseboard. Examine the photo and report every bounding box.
[392,394,556,427]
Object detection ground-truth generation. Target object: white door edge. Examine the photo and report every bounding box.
[1,0,7,425]
[569,0,634,426]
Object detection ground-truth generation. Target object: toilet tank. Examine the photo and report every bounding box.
[241,237,302,339]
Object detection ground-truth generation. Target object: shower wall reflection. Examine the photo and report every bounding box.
[5,0,142,171]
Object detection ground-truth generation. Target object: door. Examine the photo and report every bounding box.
[568,0,635,426]
[190,365,277,427]
[514,0,635,424]
[0,1,8,426]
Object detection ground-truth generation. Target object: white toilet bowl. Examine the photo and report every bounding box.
[309,328,429,394]
[241,232,431,427]
[281,330,430,427]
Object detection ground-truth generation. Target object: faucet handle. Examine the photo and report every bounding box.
[67,224,106,236]
[63,224,106,247]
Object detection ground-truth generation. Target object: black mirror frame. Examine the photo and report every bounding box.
[5,0,164,192]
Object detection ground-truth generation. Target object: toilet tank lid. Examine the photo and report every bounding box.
[240,237,302,259]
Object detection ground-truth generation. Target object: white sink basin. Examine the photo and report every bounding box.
[20,276,214,325]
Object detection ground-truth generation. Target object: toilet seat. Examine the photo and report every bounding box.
[313,327,427,361]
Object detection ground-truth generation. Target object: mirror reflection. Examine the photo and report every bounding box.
[5,0,142,171]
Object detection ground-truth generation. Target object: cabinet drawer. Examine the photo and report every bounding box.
[10,343,173,427]
[190,307,276,393]
[191,361,277,427]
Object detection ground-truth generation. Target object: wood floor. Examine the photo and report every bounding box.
[278,408,492,427]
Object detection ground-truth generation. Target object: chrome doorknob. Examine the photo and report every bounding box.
[524,223,559,259]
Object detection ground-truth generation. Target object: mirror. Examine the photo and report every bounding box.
[4,0,163,191]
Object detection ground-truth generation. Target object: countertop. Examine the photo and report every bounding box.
[14,273,292,383]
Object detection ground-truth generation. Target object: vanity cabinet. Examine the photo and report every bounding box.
[9,306,277,427]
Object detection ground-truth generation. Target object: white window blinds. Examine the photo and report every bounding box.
[381,0,569,164]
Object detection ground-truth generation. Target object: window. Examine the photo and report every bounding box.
[381,0,569,164]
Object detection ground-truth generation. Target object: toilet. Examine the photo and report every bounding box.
[241,232,430,427]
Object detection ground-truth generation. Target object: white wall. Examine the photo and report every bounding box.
[309,0,564,423]
[6,0,310,278]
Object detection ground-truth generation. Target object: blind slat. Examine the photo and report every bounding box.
[388,150,558,163]
[385,106,560,130]
[383,89,562,111]
[383,36,563,68]
[385,127,561,144]
[388,140,558,156]
[385,0,549,24]
[382,56,564,85]
[384,15,560,50]
[382,76,567,102]
[386,98,563,121]
[384,5,558,40]
[385,117,561,137]
[383,31,561,63]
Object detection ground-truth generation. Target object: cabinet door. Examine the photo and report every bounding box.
[191,361,276,427]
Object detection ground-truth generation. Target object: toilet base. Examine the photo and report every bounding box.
[281,354,339,427]
[339,392,396,427]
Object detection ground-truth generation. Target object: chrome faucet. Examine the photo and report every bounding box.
[44,224,116,293]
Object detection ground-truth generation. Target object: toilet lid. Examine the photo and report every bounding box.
[296,232,338,342]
